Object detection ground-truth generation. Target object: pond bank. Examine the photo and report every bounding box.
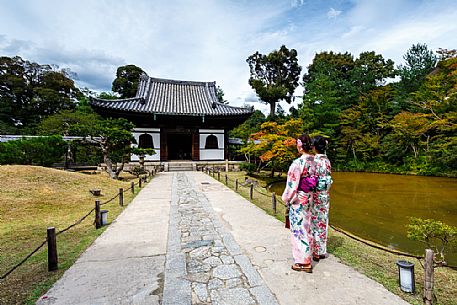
[226,170,457,305]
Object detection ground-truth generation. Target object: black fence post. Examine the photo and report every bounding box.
[95,199,101,229]
[250,184,254,200]
[236,179,238,191]
[139,177,142,188]
[225,174,228,185]
[131,181,135,194]
[272,192,277,214]
[47,227,58,271]
[218,171,220,181]
[119,188,124,206]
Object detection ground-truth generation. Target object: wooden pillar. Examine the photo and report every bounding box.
[272,192,277,214]
[250,184,254,200]
[225,174,228,185]
[424,249,434,305]
[236,179,238,191]
[119,188,124,206]
[131,181,135,194]
[192,131,200,161]
[160,129,167,161]
[95,200,101,229]
[47,227,58,271]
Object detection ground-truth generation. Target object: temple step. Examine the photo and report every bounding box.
[167,161,195,172]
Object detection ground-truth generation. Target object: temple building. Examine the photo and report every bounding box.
[90,74,253,162]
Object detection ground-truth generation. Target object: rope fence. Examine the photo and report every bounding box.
[0,168,158,281]
[203,168,457,271]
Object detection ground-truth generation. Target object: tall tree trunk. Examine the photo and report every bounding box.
[270,102,276,117]
[103,155,117,179]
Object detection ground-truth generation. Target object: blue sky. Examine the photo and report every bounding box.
[1,0,456,113]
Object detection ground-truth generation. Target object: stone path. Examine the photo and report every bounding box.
[36,171,410,305]
[163,173,278,305]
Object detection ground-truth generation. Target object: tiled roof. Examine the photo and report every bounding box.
[90,74,254,116]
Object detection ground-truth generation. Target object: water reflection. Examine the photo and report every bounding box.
[270,172,457,265]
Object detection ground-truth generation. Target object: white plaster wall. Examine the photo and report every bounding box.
[131,128,160,161]
[199,129,225,160]
[199,133,224,149]
[200,149,224,160]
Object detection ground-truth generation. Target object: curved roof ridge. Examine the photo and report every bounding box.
[213,100,253,110]
[148,76,215,86]
[91,96,143,103]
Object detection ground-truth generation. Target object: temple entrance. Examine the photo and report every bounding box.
[167,133,192,160]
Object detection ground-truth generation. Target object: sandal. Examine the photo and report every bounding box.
[313,254,327,262]
[291,263,312,273]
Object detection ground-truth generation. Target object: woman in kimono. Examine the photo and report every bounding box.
[282,134,316,273]
[311,136,333,261]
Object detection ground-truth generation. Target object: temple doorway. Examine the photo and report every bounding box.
[167,133,192,160]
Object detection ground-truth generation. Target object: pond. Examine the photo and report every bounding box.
[269,172,457,265]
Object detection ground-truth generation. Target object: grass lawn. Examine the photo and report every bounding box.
[218,170,457,305]
[0,165,144,305]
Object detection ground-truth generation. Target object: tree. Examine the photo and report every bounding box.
[87,118,138,179]
[112,65,145,98]
[300,51,356,136]
[242,118,304,176]
[216,86,228,104]
[351,51,395,95]
[0,56,79,132]
[397,43,437,94]
[407,217,457,265]
[246,45,301,117]
[229,110,266,142]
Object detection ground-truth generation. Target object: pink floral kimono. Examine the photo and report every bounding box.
[311,154,333,256]
[282,154,316,265]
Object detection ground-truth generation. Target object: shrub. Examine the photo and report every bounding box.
[240,162,256,174]
[0,136,67,166]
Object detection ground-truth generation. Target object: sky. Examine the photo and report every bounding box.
[1,0,456,113]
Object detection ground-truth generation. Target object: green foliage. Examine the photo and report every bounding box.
[397,43,437,94]
[112,65,144,98]
[0,56,80,132]
[239,162,256,174]
[37,109,102,136]
[229,110,266,142]
[216,86,228,104]
[246,45,301,116]
[407,217,457,264]
[0,135,67,166]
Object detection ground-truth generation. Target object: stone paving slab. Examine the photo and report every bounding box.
[36,171,411,305]
[162,173,279,305]
[192,172,410,305]
[36,173,172,305]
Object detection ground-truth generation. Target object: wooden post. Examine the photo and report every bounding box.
[218,171,220,181]
[47,227,58,271]
[95,199,101,229]
[236,179,238,191]
[424,249,434,305]
[131,181,135,194]
[225,159,229,172]
[139,177,142,188]
[272,192,277,214]
[212,165,215,174]
[119,188,124,206]
[250,184,254,200]
[225,174,228,185]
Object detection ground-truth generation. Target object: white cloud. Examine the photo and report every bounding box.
[327,8,342,19]
[0,0,456,112]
